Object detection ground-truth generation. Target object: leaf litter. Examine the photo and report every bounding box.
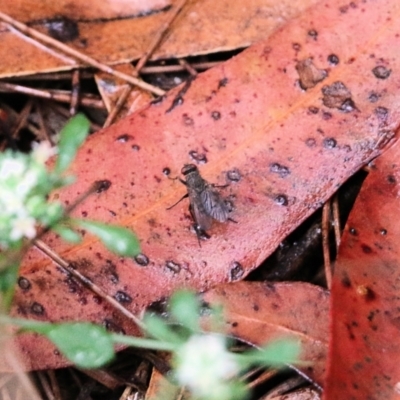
[1,0,400,399]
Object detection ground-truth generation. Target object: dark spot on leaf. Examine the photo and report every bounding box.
[368,92,380,103]
[18,277,31,290]
[305,138,316,147]
[45,16,79,42]
[356,285,376,301]
[218,78,228,88]
[95,180,112,193]
[361,244,373,254]
[31,302,45,315]
[189,150,207,164]
[372,65,391,79]
[345,323,355,340]
[292,43,301,51]
[387,175,396,184]
[296,58,328,89]
[114,291,132,304]
[339,98,357,113]
[211,111,221,120]
[165,260,181,274]
[322,81,356,111]
[327,54,339,65]
[230,262,244,281]
[182,113,194,126]
[147,299,169,318]
[341,272,351,287]
[116,134,131,142]
[308,29,318,40]
[151,95,165,105]
[323,138,337,149]
[322,111,332,120]
[374,106,389,122]
[103,319,125,334]
[226,169,241,182]
[275,195,288,206]
[308,106,319,114]
[270,163,290,178]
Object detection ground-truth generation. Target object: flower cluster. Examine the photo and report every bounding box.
[0,142,62,250]
[174,333,245,400]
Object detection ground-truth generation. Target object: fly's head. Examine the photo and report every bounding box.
[181,164,198,176]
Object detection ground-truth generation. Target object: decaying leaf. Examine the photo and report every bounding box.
[202,282,329,386]
[0,0,319,78]
[325,139,400,399]
[3,0,400,371]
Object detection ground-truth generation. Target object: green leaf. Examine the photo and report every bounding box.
[53,224,82,243]
[0,317,114,368]
[169,290,200,331]
[238,339,301,369]
[143,314,183,344]
[0,263,19,309]
[55,114,90,174]
[46,323,115,369]
[74,220,140,257]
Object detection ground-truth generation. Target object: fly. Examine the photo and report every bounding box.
[168,164,233,242]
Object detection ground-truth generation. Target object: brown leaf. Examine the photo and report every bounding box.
[202,282,329,386]
[0,0,318,78]
[4,0,400,371]
[325,139,400,399]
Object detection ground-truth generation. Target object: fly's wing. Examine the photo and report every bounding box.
[200,187,230,222]
[187,190,213,231]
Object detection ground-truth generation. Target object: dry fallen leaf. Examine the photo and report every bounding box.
[202,281,329,386]
[325,139,400,399]
[3,0,400,371]
[0,0,318,78]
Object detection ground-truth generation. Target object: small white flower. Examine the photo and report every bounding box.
[15,168,40,198]
[10,213,36,240]
[1,188,24,215]
[0,157,26,180]
[31,141,57,164]
[174,334,239,398]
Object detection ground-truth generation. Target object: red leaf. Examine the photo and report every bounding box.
[202,281,329,386]
[325,139,400,399]
[5,0,400,371]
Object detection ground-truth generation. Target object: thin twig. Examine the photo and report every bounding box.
[8,61,222,81]
[46,370,62,400]
[322,201,332,289]
[332,194,341,251]
[0,12,165,96]
[178,58,198,77]
[135,0,189,73]
[247,369,278,389]
[70,69,80,115]
[0,82,104,109]
[103,85,134,128]
[36,103,54,145]
[11,99,32,139]
[36,371,55,400]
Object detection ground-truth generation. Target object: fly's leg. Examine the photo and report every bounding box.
[166,193,189,210]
